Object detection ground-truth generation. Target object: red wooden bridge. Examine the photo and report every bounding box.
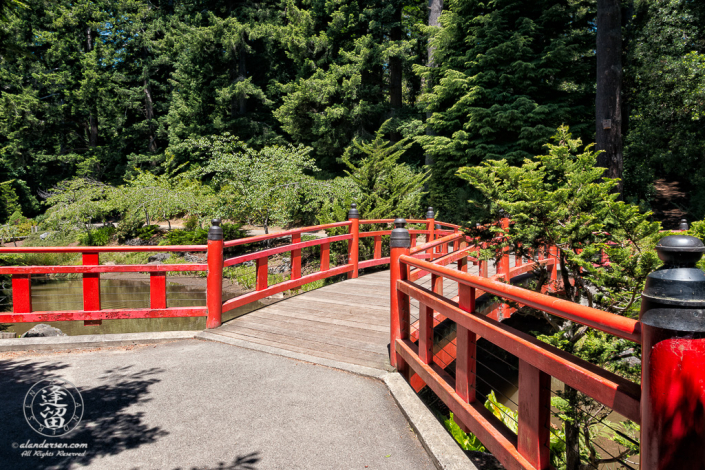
[0,206,702,469]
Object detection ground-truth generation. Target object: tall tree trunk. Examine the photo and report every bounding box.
[425,0,443,168]
[144,79,157,153]
[238,49,247,115]
[596,0,623,193]
[389,6,403,113]
[143,46,157,153]
[86,26,98,148]
[564,385,582,470]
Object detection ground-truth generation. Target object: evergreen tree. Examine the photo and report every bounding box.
[417,0,595,223]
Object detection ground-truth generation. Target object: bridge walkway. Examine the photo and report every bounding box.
[210,261,494,372]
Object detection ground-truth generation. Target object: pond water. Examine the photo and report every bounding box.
[0,277,264,337]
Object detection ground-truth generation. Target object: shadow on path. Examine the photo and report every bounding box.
[0,360,167,469]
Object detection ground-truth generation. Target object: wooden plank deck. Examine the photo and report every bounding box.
[211,259,497,371]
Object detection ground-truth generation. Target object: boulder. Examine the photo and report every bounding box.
[184,253,205,263]
[148,253,170,263]
[21,324,67,338]
[39,232,51,240]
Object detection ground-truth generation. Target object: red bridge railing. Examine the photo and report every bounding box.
[389,217,705,470]
[0,205,457,329]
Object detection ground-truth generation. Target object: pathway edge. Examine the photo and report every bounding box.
[0,330,197,352]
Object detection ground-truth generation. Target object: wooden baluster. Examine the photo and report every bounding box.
[425,207,435,260]
[256,257,268,291]
[374,235,382,259]
[432,273,443,297]
[479,242,489,278]
[549,245,558,292]
[150,273,167,309]
[11,274,31,313]
[419,300,434,365]
[515,242,523,267]
[456,284,476,403]
[517,359,551,469]
[410,233,417,249]
[83,252,101,325]
[320,241,330,272]
[291,234,302,281]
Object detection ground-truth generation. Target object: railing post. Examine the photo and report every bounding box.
[456,284,476,404]
[83,251,101,326]
[517,359,551,469]
[425,207,435,259]
[640,234,705,470]
[291,233,302,281]
[390,218,410,375]
[347,203,360,279]
[206,219,224,329]
[11,274,31,313]
[498,217,510,278]
[548,245,559,292]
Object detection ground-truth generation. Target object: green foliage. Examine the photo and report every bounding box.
[77,226,115,246]
[136,224,161,241]
[457,126,653,468]
[418,0,596,223]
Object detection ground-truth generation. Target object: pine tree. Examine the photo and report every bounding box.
[417,0,595,223]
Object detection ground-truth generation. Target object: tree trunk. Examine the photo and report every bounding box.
[596,0,623,193]
[86,26,98,148]
[389,6,403,114]
[144,79,157,153]
[564,385,582,470]
[425,0,443,168]
[238,49,247,115]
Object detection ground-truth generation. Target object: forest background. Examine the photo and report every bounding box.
[0,0,704,229]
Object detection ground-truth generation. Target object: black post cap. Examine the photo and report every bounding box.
[390,218,410,248]
[208,218,223,241]
[426,207,435,219]
[641,234,705,331]
[655,234,705,267]
[679,219,689,231]
[348,203,360,219]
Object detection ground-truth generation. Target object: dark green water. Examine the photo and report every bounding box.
[0,278,263,337]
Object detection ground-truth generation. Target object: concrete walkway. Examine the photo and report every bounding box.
[0,339,436,470]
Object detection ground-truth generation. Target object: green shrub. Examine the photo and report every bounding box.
[115,215,144,241]
[160,223,246,246]
[136,224,161,240]
[78,226,116,246]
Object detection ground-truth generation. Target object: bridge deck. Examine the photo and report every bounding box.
[211,261,493,371]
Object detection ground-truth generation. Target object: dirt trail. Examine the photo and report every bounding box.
[651,179,688,230]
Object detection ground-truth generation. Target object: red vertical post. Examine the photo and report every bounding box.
[390,218,410,375]
[548,245,558,292]
[432,273,443,296]
[419,301,434,364]
[498,217,510,278]
[374,235,382,259]
[83,252,101,325]
[410,233,417,249]
[347,203,360,279]
[206,219,224,329]
[425,207,435,260]
[11,274,31,313]
[517,359,551,469]
[150,272,167,309]
[640,235,705,470]
[256,257,268,291]
[479,242,489,278]
[456,284,476,403]
[291,233,302,280]
[516,242,523,267]
[320,241,330,272]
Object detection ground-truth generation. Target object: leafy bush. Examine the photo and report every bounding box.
[115,214,145,241]
[78,226,116,246]
[160,223,247,246]
[136,224,161,240]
